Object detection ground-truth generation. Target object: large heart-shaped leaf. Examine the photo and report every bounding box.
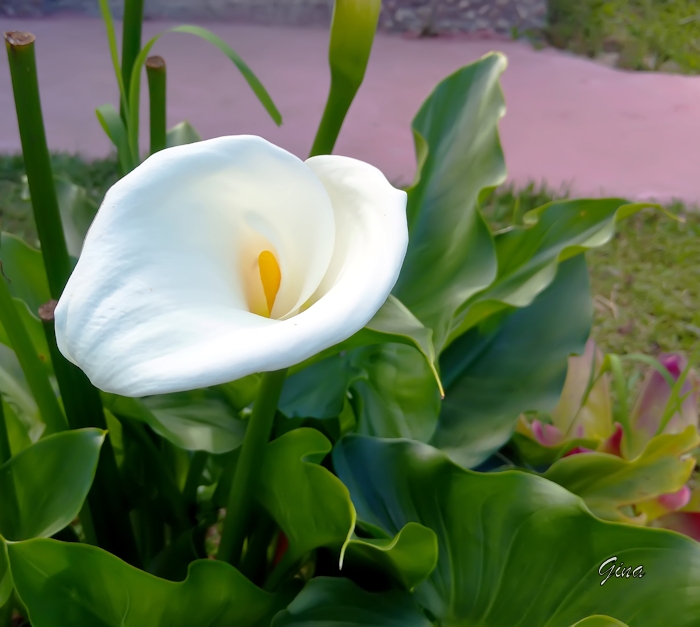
[431,255,592,468]
[392,54,505,350]
[333,435,700,626]
[8,540,294,627]
[292,296,441,391]
[257,428,435,591]
[0,429,104,540]
[447,199,652,346]
[351,344,441,442]
[543,426,699,522]
[257,428,355,566]
[281,343,440,443]
[271,577,432,627]
[280,354,367,420]
[103,390,246,454]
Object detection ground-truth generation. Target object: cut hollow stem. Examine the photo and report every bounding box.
[4,32,71,298]
[217,368,288,567]
[146,55,167,155]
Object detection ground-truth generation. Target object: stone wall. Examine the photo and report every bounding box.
[1,0,547,34]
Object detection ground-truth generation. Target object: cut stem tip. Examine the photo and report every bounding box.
[4,31,35,47]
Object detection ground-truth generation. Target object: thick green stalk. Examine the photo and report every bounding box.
[146,55,167,155]
[4,32,71,298]
[120,0,145,120]
[39,304,141,567]
[6,31,140,565]
[217,369,288,567]
[0,278,66,435]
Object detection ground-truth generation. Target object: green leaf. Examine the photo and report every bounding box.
[432,255,592,468]
[543,426,699,523]
[0,429,104,540]
[571,618,629,627]
[1,399,33,456]
[344,522,438,590]
[129,25,282,159]
[271,577,432,627]
[0,232,50,315]
[257,428,355,565]
[294,295,442,394]
[283,341,441,442]
[309,0,382,156]
[0,298,51,368]
[166,120,202,148]
[102,390,246,454]
[333,435,700,626]
[447,199,653,346]
[96,0,129,116]
[0,277,66,436]
[95,103,134,173]
[281,296,443,424]
[8,540,294,627]
[54,176,98,258]
[392,54,506,351]
[351,344,441,442]
[280,354,366,420]
[0,350,44,447]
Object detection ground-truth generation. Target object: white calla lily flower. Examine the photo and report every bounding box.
[54,136,408,397]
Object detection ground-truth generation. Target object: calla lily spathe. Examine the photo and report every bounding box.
[55,136,408,396]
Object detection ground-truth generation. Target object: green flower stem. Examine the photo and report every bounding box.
[0,279,67,435]
[146,55,167,155]
[119,417,189,532]
[309,87,353,157]
[4,32,71,298]
[183,450,208,506]
[120,0,145,119]
[264,547,297,592]
[39,304,141,567]
[217,368,288,567]
[0,398,10,465]
[239,508,276,583]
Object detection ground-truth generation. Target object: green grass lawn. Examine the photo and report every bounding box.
[482,182,700,365]
[546,0,700,74]
[1,155,698,366]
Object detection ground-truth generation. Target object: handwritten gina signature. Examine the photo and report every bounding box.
[599,557,646,586]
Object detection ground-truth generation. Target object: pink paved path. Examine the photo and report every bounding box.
[1,16,700,204]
